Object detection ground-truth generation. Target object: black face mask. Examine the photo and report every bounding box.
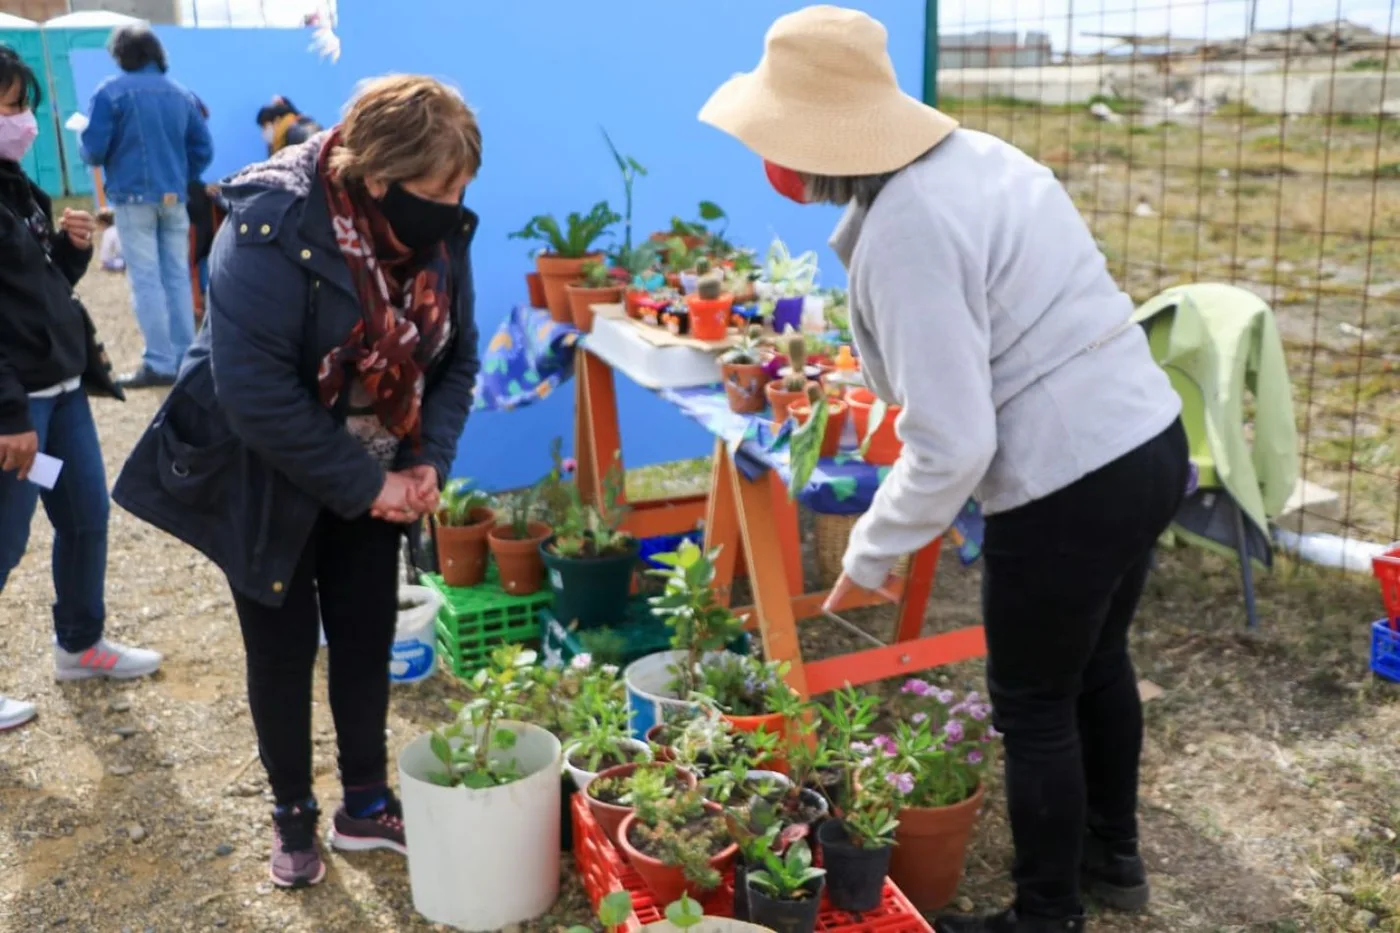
[379,181,463,251]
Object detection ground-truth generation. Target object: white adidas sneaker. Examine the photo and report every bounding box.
[0,696,37,731]
[54,638,163,682]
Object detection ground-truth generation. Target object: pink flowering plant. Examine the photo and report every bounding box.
[884,679,999,808]
[820,687,900,849]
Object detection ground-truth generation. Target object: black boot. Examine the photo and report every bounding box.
[934,908,1085,933]
[1082,832,1150,911]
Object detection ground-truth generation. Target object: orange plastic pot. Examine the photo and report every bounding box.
[618,806,738,904]
[789,398,849,459]
[536,253,601,325]
[566,283,623,333]
[687,293,733,342]
[720,711,789,774]
[848,387,903,465]
[765,381,811,426]
[486,521,551,596]
[644,723,679,762]
[434,507,495,588]
[585,761,697,849]
[721,362,769,414]
[525,271,547,310]
[889,784,985,912]
[624,288,649,320]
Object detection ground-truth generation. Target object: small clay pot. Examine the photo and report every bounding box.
[566,283,623,333]
[525,271,547,310]
[848,388,903,465]
[434,507,496,588]
[722,361,770,414]
[688,293,733,342]
[766,380,812,425]
[536,253,601,325]
[790,398,850,458]
[486,521,551,595]
[624,288,649,320]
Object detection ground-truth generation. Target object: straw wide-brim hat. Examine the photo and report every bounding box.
[699,5,958,177]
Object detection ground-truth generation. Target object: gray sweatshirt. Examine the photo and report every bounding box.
[831,129,1181,590]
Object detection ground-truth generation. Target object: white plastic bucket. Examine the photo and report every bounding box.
[562,737,652,792]
[390,584,442,685]
[399,721,562,931]
[624,650,695,740]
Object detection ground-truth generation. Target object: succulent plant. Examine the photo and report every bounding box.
[782,335,809,392]
[695,257,712,277]
[719,325,766,365]
[697,274,723,301]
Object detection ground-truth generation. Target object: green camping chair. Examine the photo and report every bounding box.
[1135,285,1300,630]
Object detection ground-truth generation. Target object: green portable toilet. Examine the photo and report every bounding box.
[0,12,65,197]
[43,10,141,197]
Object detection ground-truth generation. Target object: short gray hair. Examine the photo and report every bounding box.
[799,146,940,207]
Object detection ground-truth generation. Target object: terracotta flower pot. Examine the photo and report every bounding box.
[688,293,733,342]
[585,761,697,849]
[644,723,681,762]
[536,253,601,325]
[486,521,551,596]
[720,710,789,774]
[847,388,903,465]
[434,508,495,588]
[789,398,849,459]
[618,806,738,904]
[889,784,985,913]
[525,271,547,310]
[765,381,811,425]
[625,288,649,320]
[721,362,770,414]
[566,283,623,333]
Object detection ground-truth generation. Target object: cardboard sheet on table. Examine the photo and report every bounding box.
[592,304,735,352]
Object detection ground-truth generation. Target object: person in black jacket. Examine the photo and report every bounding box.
[256,96,321,156]
[0,46,162,733]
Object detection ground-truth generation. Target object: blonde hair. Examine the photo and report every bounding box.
[329,75,481,185]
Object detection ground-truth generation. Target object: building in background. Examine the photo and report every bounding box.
[1,0,67,21]
[941,30,1053,69]
[68,0,177,23]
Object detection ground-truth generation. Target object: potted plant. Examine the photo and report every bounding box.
[526,270,548,310]
[585,759,697,848]
[511,201,620,325]
[695,653,793,753]
[571,890,767,933]
[541,455,638,629]
[662,236,707,292]
[767,689,833,835]
[560,660,652,791]
[758,238,819,333]
[719,326,771,414]
[433,478,495,588]
[627,542,750,740]
[617,782,738,904]
[789,384,849,459]
[390,583,445,684]
[487,485,551,596]
[567,259,625,333]
[849,390,902,465]
[698,730,792,808]
[687,259,733,342]
[884,681,997,912]
[398,646,562,929]
[765,335,815,425]
[815,687,901,912]
[652,201,727,255]
[747,838,827,933]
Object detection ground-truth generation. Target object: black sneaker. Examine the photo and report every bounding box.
[328,793,407,856]
[1082,833,1150,912]
[269,800,326,889]
[116,365,176,389]
[935,908,1085,933]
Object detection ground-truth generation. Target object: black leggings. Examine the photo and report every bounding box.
[982,420,1188,920]
[232,511,402,806]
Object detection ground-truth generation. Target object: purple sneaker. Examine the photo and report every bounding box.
[270,801,326,889]
[329,794,407,856]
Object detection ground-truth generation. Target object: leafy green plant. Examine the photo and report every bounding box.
[565,889,634,933]
[428,645,537,788]
[579,260,614,288]
[764,237,819,298]
[663,236,706,275]
[510,201,620,258]
[436,478,493,527]
[648,541,750,699]
[747,838,825,901]
[532,436,575,530]
[701,728,785,805]
[611,239,660,283]
[665,893,705,929]
[719,325,767,366]
[768,688,833,815]
[602,128,647,252]
[886,681,998,808]
[696,653,791,717]
[857,397,891,461]
[821,687,900,849]
[629,789,728,890]
[502,486,538,539]
[550,454,633,559]
[559,657,642,772]
[788,383,828,499]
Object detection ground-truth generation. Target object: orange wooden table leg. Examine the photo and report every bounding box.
[703,441,741,606]
[726,455,810,698]
[577,350,622,505]
[768,472,804,597]
[894,537,943,643]
[573,349,597,505]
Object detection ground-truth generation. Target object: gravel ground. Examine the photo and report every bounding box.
[1,265,1397,932]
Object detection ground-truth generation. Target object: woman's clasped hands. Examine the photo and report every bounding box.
[369,464,440,524]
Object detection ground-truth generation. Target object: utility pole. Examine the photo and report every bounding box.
[1246,0,1259,37]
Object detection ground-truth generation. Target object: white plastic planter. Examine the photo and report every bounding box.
[399,721,562,931]
[625,650,698,740]
[390,584,443,685]
[562,737,652,792]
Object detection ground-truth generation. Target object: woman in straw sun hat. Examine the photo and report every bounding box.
[701,7,1188,933]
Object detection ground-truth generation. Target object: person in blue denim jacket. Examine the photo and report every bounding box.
[80,24,213,389]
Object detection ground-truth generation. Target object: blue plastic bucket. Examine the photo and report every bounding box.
[624,650,694,740]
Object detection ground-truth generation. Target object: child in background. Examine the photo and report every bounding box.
[96,208,123,272]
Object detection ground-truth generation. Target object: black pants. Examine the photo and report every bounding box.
[232,511,402,806]
[982,421,1187,919]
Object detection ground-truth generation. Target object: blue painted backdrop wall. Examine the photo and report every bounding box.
[70,2,928,490]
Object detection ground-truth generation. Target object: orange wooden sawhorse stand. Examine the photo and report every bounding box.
[572,346,986,699]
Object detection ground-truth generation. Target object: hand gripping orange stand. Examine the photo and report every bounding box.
[572,345,986,698]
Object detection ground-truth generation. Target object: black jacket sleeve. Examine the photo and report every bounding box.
[0,346,32,434]
[48,234,93,287]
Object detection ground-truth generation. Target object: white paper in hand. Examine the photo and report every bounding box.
[65,112,89,133]
[27,453,63,490]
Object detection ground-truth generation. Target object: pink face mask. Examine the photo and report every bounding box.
[0,111,38,163]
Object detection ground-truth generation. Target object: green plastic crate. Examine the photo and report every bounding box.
[422,568,551,677]
[541,597,751,670]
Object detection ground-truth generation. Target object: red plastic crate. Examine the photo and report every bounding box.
[1375,547,1400,628]
[571,794,933,932]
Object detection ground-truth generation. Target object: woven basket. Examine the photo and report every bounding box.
[814,512,910,587]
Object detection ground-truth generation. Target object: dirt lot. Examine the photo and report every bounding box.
[1,210,1398,932]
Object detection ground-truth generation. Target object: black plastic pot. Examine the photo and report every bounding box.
[748,877,824,933]
[817,820,891,912]
[540,536,640,630]
[560,775,575,853]
[733,860,752,921]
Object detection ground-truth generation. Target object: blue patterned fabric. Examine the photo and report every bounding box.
[659,385,984,565]
[472,306,580,413]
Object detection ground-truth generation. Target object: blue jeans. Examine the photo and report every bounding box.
[114,202,196,377]
[0,389,109,653]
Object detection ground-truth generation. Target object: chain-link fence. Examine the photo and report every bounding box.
[180,0,333,27]
[935,0,1400,547]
